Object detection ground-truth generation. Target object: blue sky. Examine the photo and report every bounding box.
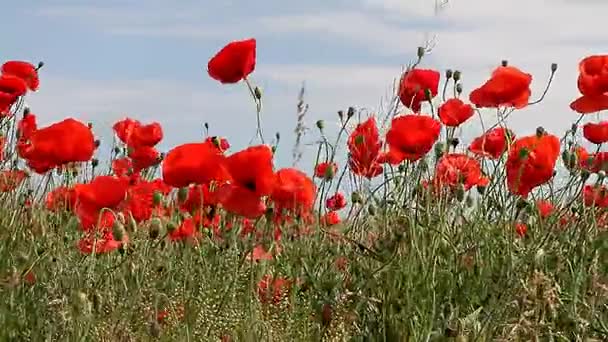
[2,0,607,169]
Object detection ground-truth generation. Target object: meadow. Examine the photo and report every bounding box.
[1,39,608,341]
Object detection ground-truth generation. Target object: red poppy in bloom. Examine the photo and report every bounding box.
[257,274,291,305]
[535,200,554,219]
[128,122,163,147]
[204,136,231,153]
[469,66,532,109]
[515,222,527,238]
[505,133,560,197]
[45,186,76,212]
[271,168,316,218]
[434,154,484,191]
[17,113,37,140]
[321,211,341,226]
[208,38,256,84]
[112,157,133,177]
[385,114,441,164]
[76,176,129,209]
[162,141,231,188]
[564,145,590,171]
[586,152,608,173]
[122,179,170,223]
[216,145,275,218]
[18,118,95,173]
[438,98,474,127]
[179,184,221,213]
[347,117,383,178]
[326,192,347,211]
[469,127,514,159]
[315,162,337,180]
[78,231,128,254]
[0,170,28,192]
[583,121,608,144]
[583,184,608,208]
[1,61,39,91]
[398,69,440,112]
[570,55,608,114]
[169,217,199,242]
[129,146,160,172]
[0,75,28,113]
[113,118,140,145]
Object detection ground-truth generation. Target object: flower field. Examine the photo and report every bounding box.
[1,39,608,340]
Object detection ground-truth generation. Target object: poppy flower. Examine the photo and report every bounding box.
[469,66,532,109]
[122,179,170,223]
[112,157,133,177]
[169,217,199,242]
[583,121,608,144]
[505,133,560,197]
[45,186,76,212]
[208,38,256,84]
[326,192,347,211]
[0,170,28,192]
[18,118,95,173]
[162,141,231,188]
[385,114,441,164]
[583,184,608,208]
[271,168,316,217]
[257,274,291,305]
[515,222,527,238]
[570,55,608,114]
[398,69,440,112]
[535,200,554,219]
[78,231,128,254]
[315,162,337,180]
[113,118,140,145]
[563,145,591,171]
[216,145,275,218]
[434,154,484,191]
[438,98,474,127]
[17,113,37,140]
[1,61,39,91]
[347,118,383,178]
[129,145,160,172]
[0,75,28,113]
[179,184,221,213]
[321,211,341,226]
[128,122,163,147]
[204,136,231,153]
[468,127,514,159]
[587,152,608,173]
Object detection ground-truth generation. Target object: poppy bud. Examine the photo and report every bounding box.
[275,132,280,141]
[152,191,163,206]
[476,184,486,195]
[166,221,177,233]
[91,158,99,168]
[453,70,461,82]
[519,147,529,159]
[455,184,465,201]
[449,137,460,148]
[456,83,463,95]
[424,88,433,101]
[177,187,188,202]
[581,169,590,181]
[271,146,277,154]
[434,142,445,159]
[149,218,162,239]
[351,191,362,204]
[204,122,209,131]
[37,61,44,70]
[113,222,126,241]
[551,63,558,73]
[445,69,453,79]
[367,204,376,216]
[254,86,262,100]
[316,120,325,130]
[416,46,425,59]
[337,110,344,121]
[113,147,121,154]
[23,107,30,116]
[347,106,356,118]
[516,198,529,210]
[535,126,545,137]
[501,60,508,67]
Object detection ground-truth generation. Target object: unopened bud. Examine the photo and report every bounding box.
[449,137,460,148]
[417,46,425,59]
[445,69,453,79]
[367,204,376,216]
[424,88,433,101]
[166,221,177,233]
[501,60,508,67]
[275,132,280,141]
[113,222,126,241]
[347,106,355,118]
[37,61,44,70]
[254,86,262,100]
[91,158,99,168]
[316,120,325,130]
[455,184,466,201]
[453,70,461,82]
[434,142,445,159]
[177,187,188,202]
[113,147,121,154]
[271,145,277,154]
[351,191,362,204]
[149,218,162,239]
[551,63,558,73]
[536,126,545,137]
[599,170,606,180]
[456,83,463,95]
[337,110,344,121]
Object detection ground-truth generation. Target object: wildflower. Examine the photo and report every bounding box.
[0,170,28,192]
[398,69,440,112]
[347,118,383,178]
[438,98,474,127]
[583,184,608,208]
[583,121,608,144]
[207,38,257,84]
[321,211,341,226]
[257,274,291,305]
[535,200,555,219]
[1,61,39,91]
[470,65,532,108]
[434,154,484,191]
[271,168,316,220]
[515,222,528,238]
[326,192,347,211]
[384,114,441,164]
[162,141,231,188]
[314,162,337,180]
[570,55,608,114]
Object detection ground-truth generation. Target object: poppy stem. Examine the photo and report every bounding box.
[244,78,265,144]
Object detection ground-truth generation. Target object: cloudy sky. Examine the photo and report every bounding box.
[2,0,607,168]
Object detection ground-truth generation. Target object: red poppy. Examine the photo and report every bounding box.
[208,38,256,84]
[0,170,28,192]
[583,184,608,208]
[128,122,163,147]
[204,136,231,153]
[587,152,608,173]
[398,69,440,112]
[122,179,170,223]
[169,217,199,242]
[247,245,273,262]
[76,176,129,209]
[129,145,160,172]
[271,168,316,218]
[326,192,347,211]
[321,211,341,226]
[535,200,554,219]
[18,118,95,173]
[515,222,527,238]
[570,55,608,114]
[506,133,560,197]
[564,145,590,171]
[112,157,133,177]
[583,121,608,144]
[217,145,275,218]
[45,186,77,212]
[347,118,383,178]
[1,61,39,91]
[434,154,484,191]
[17,113,37,140]
[315,162,337,180]
[78,231,128,254]
[179,184,221,213]
[113,118,140,145]
[438,98,474,127]
[385,114,441,164]
[468,127,514,159]
[469,66,532,109]
[162,141,231,188]
[0,75,28,113]
[257,274,291,305]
